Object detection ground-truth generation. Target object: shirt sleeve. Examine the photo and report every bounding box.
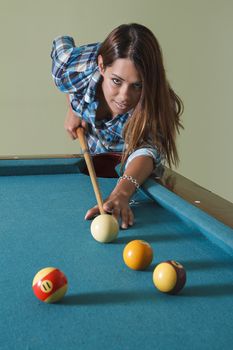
[51,36,100,94]
[125,147,165,178]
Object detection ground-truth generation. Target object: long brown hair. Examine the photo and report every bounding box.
[98,23,183,168]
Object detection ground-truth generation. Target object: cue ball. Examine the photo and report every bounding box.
[90,214,119,243]
[153,261,186,294]
[32,267,68,303]
[123,240,153,270]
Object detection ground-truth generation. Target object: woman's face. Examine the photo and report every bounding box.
[98,55,142,117]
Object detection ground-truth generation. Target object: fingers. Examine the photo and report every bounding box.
[67,127,78,140]
[81,120,87,130]
[120,207,134,229]
[64,109,83,140]
[128,208,134,227]
[85,205,100,220]
[103,202,134,230]
[103,201,114,215]
[86,200,134,229]
[65,121,88,140]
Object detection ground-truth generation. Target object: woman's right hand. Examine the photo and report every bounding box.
[64,106,87,140]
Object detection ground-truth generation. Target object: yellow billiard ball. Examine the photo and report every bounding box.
[153,261,186,294]
[90,214,119,243]
[32,267,68,303]
[123,240,153,270]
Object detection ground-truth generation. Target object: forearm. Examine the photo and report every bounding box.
[87,156,153,228]
[64,94,87,139]
[66,94,72,109]
[113,155,154,198]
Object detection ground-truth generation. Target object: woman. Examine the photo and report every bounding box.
[51,23,183,229]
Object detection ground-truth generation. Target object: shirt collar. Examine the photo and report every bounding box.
[84,67,101,104]
[84,67,134,121]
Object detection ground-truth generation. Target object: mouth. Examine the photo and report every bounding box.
[114,101,129,110]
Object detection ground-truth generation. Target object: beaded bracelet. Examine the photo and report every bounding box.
[117,174,140,189]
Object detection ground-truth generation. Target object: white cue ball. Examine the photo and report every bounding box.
[90,214,119,243]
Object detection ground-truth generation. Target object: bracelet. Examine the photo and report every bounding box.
[117,174,140,189]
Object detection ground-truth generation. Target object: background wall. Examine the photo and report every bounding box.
[1,0,233,202]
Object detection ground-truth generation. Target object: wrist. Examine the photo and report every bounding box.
[111,189,132,202]
[113,175,138,199]
[118,175,140,190]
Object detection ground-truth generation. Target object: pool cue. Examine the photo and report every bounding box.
[76,127,105,215]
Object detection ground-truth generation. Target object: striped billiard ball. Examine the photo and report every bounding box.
[153,261,186,294]
[32,267,68,303]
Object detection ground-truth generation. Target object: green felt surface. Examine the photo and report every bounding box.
[1,161,233,350]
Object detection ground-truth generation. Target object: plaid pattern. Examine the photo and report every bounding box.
[51,36,164,171]
[51,36,130,153]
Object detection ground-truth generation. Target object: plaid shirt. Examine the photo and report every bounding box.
[51,36,131,154]
[51,36,164,173]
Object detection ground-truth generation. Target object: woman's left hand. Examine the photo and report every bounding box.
[85,191,134,229]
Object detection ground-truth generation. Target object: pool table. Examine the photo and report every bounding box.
[1,154,233,350]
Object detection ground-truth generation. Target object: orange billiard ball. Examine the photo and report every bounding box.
[32,267,68,303]
[153,261,186,294]
[123,240,153,270]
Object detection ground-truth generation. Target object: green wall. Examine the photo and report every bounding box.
[1,0,233,202]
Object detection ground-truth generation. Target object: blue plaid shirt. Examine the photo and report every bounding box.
[51,36,131,154]
[51,36,164,174]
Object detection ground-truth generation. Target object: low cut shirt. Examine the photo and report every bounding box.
[51,36,164,175]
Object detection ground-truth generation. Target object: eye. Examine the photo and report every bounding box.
[133,83,142,90]
[112,78,121,86]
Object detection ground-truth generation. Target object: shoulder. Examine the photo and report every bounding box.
[51,35,101,69]
[51,35,75,52]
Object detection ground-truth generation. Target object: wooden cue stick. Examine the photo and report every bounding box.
[76,127,105,215]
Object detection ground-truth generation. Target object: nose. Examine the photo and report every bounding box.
[117,85,130,104]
